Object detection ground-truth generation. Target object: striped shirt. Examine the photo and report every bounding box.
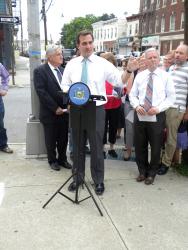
[169,62,188,112]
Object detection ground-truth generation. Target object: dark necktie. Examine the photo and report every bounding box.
[81,58,88,84]
[54,68,62,84]
[143,72,153,112]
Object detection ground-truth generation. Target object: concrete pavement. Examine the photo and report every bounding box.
[1,56,188,249]
[1,144,188,250]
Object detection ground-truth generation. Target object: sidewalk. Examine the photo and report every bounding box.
[2,55,188,249]
[0,144,188,250]
[9,56,30,87]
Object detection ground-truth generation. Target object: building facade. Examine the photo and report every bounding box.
[125,14,140,55]
[92,17,127,53]
[0,0,13,69]
[139,0,184,54]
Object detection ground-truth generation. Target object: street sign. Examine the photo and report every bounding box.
[0,16,20,24]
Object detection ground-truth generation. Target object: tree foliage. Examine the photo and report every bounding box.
[60,13,116,49]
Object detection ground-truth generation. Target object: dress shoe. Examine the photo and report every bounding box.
[95,183,105,195]
[50,162,60,171]
[157,164,169,175]
[136,175,145,182]
[59,161,72,169]
[0,146,13,154]
[144,176,154,185]
[108,149,118,158]
[68,181,83,192]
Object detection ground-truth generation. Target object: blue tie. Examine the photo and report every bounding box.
[81,58,88,84]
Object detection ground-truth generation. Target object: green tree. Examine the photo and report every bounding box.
[60,15,98,49]
[100,13,116,21]
[184,0,188,45]
[60,13,116,48]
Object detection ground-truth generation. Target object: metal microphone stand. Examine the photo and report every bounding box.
[43,93,105,216]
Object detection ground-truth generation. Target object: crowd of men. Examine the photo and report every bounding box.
[1,30,187,196]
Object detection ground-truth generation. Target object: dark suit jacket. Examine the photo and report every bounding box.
[34,63,68,124]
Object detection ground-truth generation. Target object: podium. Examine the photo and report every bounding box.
[42,82,105,216]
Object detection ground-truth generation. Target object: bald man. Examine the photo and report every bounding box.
[158,44,188,175]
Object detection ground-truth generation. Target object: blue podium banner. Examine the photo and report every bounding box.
[68,82,90,106]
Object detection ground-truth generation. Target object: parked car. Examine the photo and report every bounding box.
[62,49,75,66]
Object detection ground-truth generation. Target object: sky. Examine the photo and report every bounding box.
[20,0,140,42]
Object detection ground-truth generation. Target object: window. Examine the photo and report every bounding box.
[170,12,176,31]
[162,0,167,7]
[142,0,147,11]
[181,12,184,29]
[101,29,103,39]
[115,27,117,37]
[0,0,6,14]
[129,25,132,35]
[111,28,113,38]
[171,0,177,4]
[142,21,146,35]
[161,15,165,32]
[156,0,160,9]
[104,30,106,39]
[135,23,138,34]
[155,16,159,33]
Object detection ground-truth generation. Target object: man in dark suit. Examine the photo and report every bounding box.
[34,46,72,171]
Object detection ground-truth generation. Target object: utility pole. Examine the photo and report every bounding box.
[26,0,46,155]
[42,0,48,50]
[10,1,15,85]
[19,0,24,55]
[184,0,188,45]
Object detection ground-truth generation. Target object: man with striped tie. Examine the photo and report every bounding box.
[129,48,175,185]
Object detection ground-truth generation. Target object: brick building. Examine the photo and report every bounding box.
[139,0,184,54]
[0,0,13,69]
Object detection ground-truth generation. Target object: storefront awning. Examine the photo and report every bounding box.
[141,36,159,46]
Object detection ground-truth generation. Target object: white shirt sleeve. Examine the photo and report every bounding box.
[129,74,140,109]
[156,74,176,112]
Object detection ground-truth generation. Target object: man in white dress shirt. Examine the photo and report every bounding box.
[62,30,136,195]
[129,48,175,185]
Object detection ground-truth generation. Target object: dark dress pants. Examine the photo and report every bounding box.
[134,112,165,177]
[71,103,105,185]
[43,115,69,164]
[103,107,120,145]
[0,99,8,149]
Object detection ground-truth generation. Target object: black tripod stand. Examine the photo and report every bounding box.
[43,92,105,216]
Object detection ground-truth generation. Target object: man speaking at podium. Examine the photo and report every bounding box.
[62,30,136,195]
